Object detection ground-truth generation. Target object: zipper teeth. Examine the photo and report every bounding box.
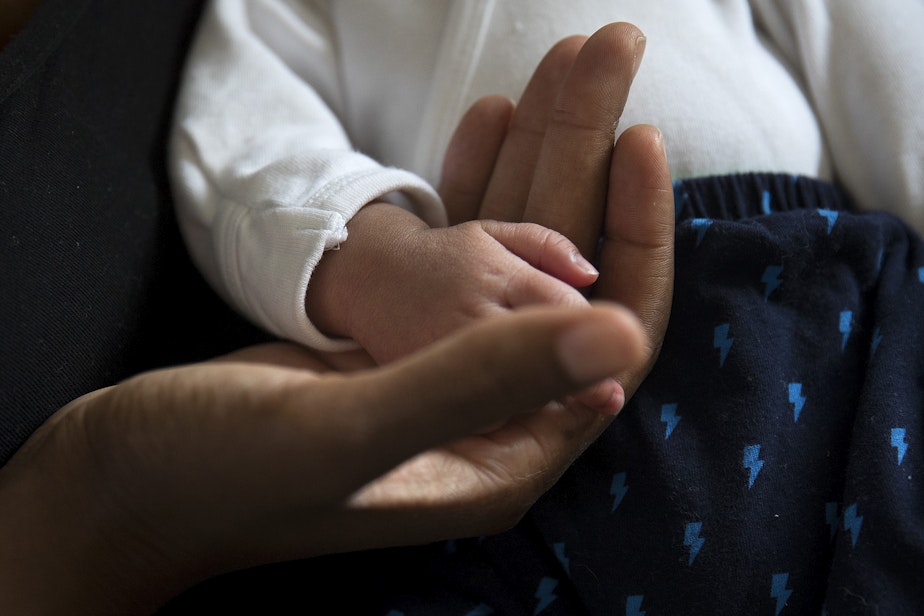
[412,0,498,185]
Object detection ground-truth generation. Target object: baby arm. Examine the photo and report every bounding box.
[305,202,600,364]
[169,0,448,352]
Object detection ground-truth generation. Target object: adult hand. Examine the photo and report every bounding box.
[0,305,644,615]
[0,20,668,616]
[440,21,674,402]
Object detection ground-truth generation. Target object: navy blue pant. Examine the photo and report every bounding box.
[165,174,924,615]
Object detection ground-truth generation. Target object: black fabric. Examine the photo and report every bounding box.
[0,0,269,466]
[162,175,924,616]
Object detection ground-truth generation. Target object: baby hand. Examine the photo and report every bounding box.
[305,202,598,360]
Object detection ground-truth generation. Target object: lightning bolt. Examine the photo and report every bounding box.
[714,323,734,367]
[660,403,681,440]
[918,266,924,283]
[464,604,493,616]
[761,190,772,215]
[871,326,883,355]
[770,573,793,616]
[692,218,713,247]
[533,577,558,615]
[762,265,783,301]
[842,503,863,548]
[553,542,571,575]
[839,310,853,351]
[891,428,908,465]
[788,383,806,423]
[626,595,646,616]
[683,522,705,566]
[610,472,628,512]
[826,502,840,542]
[818,209,839,234]
[742,444,764,489]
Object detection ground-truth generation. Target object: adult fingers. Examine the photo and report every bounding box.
[317,304,644,547]
[334,303,646,485]
[524,22,647,258]
[596,124,675,396]
[477,35,586,222]
[337,395,618,548]
[439,95,514,225]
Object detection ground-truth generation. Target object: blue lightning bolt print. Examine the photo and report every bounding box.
[788,383,806,422]
[871,326,883,356]
[610,472,629,512]
[818,209,839,234]
[626,595,646,616]
[843,503,863,548]
[762,265,783,301]
[743,444,764,489]
[761,190,772,215]
[918,266,924,283]
[891,428,908,465]
[683,522,705,566]
[464,604,494,616]
[533,577,558,615]
[826,502,840,542]
[692,218,713,247]
[839,311,853,351]
[553,542,571,575]
[660,403,681,440]
[714,323,734,367]
[770,573,793,616]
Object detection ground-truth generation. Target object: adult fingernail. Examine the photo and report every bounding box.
[557,320,621,382]
[632,35,647,79]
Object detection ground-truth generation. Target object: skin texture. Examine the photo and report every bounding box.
[0,22,673,614]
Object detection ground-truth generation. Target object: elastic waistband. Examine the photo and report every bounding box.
[672,173,853,222]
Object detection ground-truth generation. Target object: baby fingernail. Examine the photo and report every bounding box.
[572,250,599,276]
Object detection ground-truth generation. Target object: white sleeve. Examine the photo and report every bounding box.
[169,0,446,350]
[751,0,924,235]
